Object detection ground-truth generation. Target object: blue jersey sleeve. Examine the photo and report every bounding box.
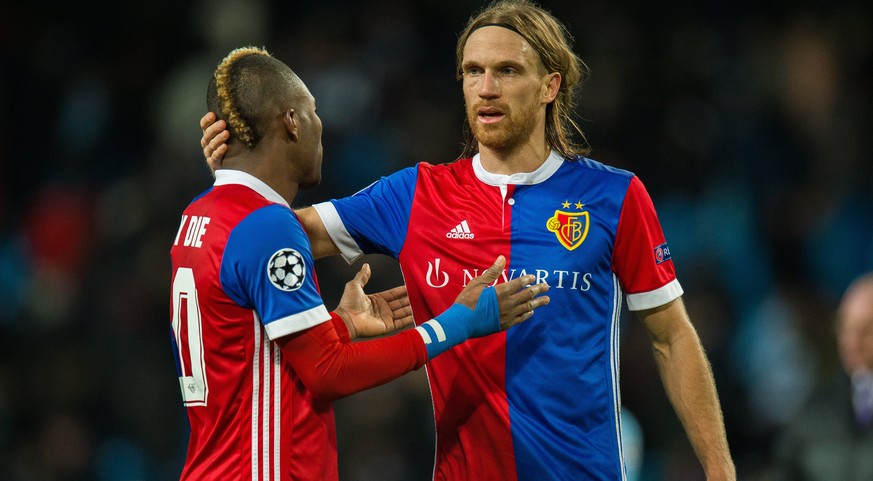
[326,166,417,260]
[220,204,330,340]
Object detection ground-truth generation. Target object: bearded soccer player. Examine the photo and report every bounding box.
[171,46,548,480]
[200,1,735,480]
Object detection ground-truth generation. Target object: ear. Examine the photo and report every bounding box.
[283,109,299,141]
[542,72,561,104]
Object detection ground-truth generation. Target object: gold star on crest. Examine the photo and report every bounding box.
[575,201,584,209]
[562,200,571,208]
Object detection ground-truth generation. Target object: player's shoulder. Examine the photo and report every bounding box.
[414,158,473,182]
[360,159,469,190]
[183,184,273,226]
[202,183,278,212]
[564,155,635,180]
[416,157,469,171]
[237,203,301,231]
[226,203,308,256]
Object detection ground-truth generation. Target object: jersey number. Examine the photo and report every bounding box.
[172,267,208,406]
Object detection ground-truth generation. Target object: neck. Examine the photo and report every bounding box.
[223,153,299,205]
[477,141,550,175]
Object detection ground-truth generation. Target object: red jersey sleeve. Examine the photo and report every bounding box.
[611,176,683,311]
[329,313,352,343]
[278,312,427,401]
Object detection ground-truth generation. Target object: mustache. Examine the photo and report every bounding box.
[469,101,509,113]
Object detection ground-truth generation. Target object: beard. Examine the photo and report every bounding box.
[466,100,540,152]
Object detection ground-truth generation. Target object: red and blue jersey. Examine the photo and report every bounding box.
[170,170,337,481]
[314,152,682,480]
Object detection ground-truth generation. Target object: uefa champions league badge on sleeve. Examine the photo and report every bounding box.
[653,243,672,264]
[267,248,306,291]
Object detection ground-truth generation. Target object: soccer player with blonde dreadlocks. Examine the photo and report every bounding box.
[169,46,549,480]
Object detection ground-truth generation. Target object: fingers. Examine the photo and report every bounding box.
[502,294,550,330]
[475,255,506,285]
[392,309,414,329]
[201,115,229,169]
[498,281,550,331]
[205,126,229,157]
[496,273,536,295]
[351,263,372,288]
[201,117,225,149]
[519,283,550,311]
[208,126,229,151]
[511,287,550,317]
[205,145,228,173]
[199,111,216,132]
[387,295,410,313]
[378,286,411,322]
[454,256,507,308]
[379,285,408,303]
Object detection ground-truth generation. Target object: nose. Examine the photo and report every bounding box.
[478,70,500,99]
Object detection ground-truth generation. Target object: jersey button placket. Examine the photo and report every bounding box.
[502,185,516,233]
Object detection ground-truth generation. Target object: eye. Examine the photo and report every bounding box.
[500,66,517,75]
[464,66,483,76]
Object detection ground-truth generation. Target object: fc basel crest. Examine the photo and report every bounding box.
[546,201,590,251]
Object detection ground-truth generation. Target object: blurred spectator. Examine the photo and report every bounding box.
[621,408,645,481]
[771,272,873,480]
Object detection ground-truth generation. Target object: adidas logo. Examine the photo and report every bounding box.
[446,220,475,239]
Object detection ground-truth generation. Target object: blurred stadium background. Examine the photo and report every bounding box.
[0,0,871,479]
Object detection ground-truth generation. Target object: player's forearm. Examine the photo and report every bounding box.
[651,326,735,480]
[279,319,427,402]
[295,206,340,259]
[281,287,504,401]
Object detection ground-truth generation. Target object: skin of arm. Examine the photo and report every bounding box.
[295,208,399,340]
[295,206,340,259]
[637,297,736,481]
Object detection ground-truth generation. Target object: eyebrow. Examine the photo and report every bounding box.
[461,57,526,71]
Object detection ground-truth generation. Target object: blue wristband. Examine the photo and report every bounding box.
[467,285,499,338]
[415,287,500,359]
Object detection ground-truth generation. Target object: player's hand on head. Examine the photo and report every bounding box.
[200,112,229,173]
[333,263,413,340]
[454,255,549,331]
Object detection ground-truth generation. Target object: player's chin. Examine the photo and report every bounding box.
[475,131,512,151]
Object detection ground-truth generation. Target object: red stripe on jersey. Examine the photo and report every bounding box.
[611,176,676,294]
[399,161,518,480]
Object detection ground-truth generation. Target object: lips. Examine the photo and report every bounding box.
[477,106,505,125]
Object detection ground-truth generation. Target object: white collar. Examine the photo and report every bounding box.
[472,150,564,186]
[213,169,289,208]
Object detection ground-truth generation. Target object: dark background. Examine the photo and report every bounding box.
[0,0,871,479]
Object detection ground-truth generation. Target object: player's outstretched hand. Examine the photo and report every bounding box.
[454,255,549,332]
[200,112,229,173]
[334,263,414,340]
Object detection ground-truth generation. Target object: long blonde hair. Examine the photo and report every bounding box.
[455,0,590,159]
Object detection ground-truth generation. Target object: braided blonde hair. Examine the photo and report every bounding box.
[208,46,301,150]
[212,46,271,148]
